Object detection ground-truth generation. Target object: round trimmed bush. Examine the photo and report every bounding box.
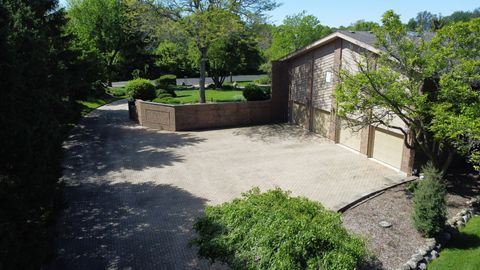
[126,78,156,101]
[155,74,177,89]
[192,188,368,270]
[155,87,176,98]
[243,84,270,101]
[412,162,447,237]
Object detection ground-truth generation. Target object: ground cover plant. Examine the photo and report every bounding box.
[428,216,480,270]
[192,188,369,270]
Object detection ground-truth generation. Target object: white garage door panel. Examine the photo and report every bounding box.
[339,124,362,152]
[373,129,404,169]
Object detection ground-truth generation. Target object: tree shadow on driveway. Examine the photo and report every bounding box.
[47,182,215,270]
[62,100,206,181]
[46,100,222,269]
[231,124,326,144]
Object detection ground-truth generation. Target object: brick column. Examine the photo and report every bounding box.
[271,60,289,122]
[327,38,343,142]
[360,126,374,156]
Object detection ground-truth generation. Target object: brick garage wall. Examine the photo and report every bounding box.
[130,100,273,131]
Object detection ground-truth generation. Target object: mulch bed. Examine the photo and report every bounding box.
[341,172,479,270]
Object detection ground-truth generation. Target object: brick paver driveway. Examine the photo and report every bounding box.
[47,99,405,269]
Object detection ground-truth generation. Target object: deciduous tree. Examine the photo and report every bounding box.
[335,11,480,172]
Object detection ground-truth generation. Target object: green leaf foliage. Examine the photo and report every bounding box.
[242,84,270,101]
[67,0,129,83]
[192,188,368,270]
[0,0,102,268]
[412,162,447,237]
[335,11,480,171]
[126,78,156,101]
[267,11,332,60]
[155,74,177,89]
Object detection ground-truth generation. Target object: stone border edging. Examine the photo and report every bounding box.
[337,176,417,212]
[397,196,480,270]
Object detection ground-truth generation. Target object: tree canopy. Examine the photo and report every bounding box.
[267,11,332,61]
[67,0,130,85]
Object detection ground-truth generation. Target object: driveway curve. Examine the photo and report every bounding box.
[48,99,405,269]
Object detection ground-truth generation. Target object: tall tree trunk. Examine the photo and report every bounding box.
[106,50,119,87]
[199,48,207,103]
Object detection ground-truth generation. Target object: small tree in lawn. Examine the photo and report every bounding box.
[412,162,447,237]
[150,0,279,103]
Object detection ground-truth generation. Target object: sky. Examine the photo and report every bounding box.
[267,0,479,27]
[58,0,479,27]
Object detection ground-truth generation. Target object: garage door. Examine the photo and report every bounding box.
[338,121,362,152]
[372,128,404,169]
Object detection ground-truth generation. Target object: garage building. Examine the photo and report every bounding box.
[271,31,415,175]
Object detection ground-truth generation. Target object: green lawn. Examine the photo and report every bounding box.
[76,95,121,116]
[223,80,253,87]
[174,89,245,103]
[428,216,480,270]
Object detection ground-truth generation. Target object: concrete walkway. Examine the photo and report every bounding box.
[47,99,405,270]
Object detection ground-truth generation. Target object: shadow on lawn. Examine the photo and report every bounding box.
[446,231,480,250]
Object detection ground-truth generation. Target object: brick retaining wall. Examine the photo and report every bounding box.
[130,100,274,131]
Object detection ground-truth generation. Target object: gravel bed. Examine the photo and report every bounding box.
[342,174,479,270]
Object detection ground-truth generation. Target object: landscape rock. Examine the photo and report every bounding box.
[425,238,436,250]
[430,250,438,259]
[418,262,427,270]
[418,248,427,256]
[411,253,423,263]
[397,264,411,270]
[379,220,392,228]
[406,259,417,269]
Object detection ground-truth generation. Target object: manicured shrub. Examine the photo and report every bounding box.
[192,188,368,270]
[152,97,180,104]
[155,74,177,89]
[155,87,176,98]
[412,162,447,237]
[243,84,270,101]
[126,78,156,101]
[254,75,272,85]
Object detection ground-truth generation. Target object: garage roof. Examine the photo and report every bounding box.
[280,30,435,61]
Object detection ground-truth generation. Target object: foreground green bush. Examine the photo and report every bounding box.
[126,78,156,101]
[155,74,177,89]
[192,188,368,270]
[412,162,447,237]
[243,84,270,101]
